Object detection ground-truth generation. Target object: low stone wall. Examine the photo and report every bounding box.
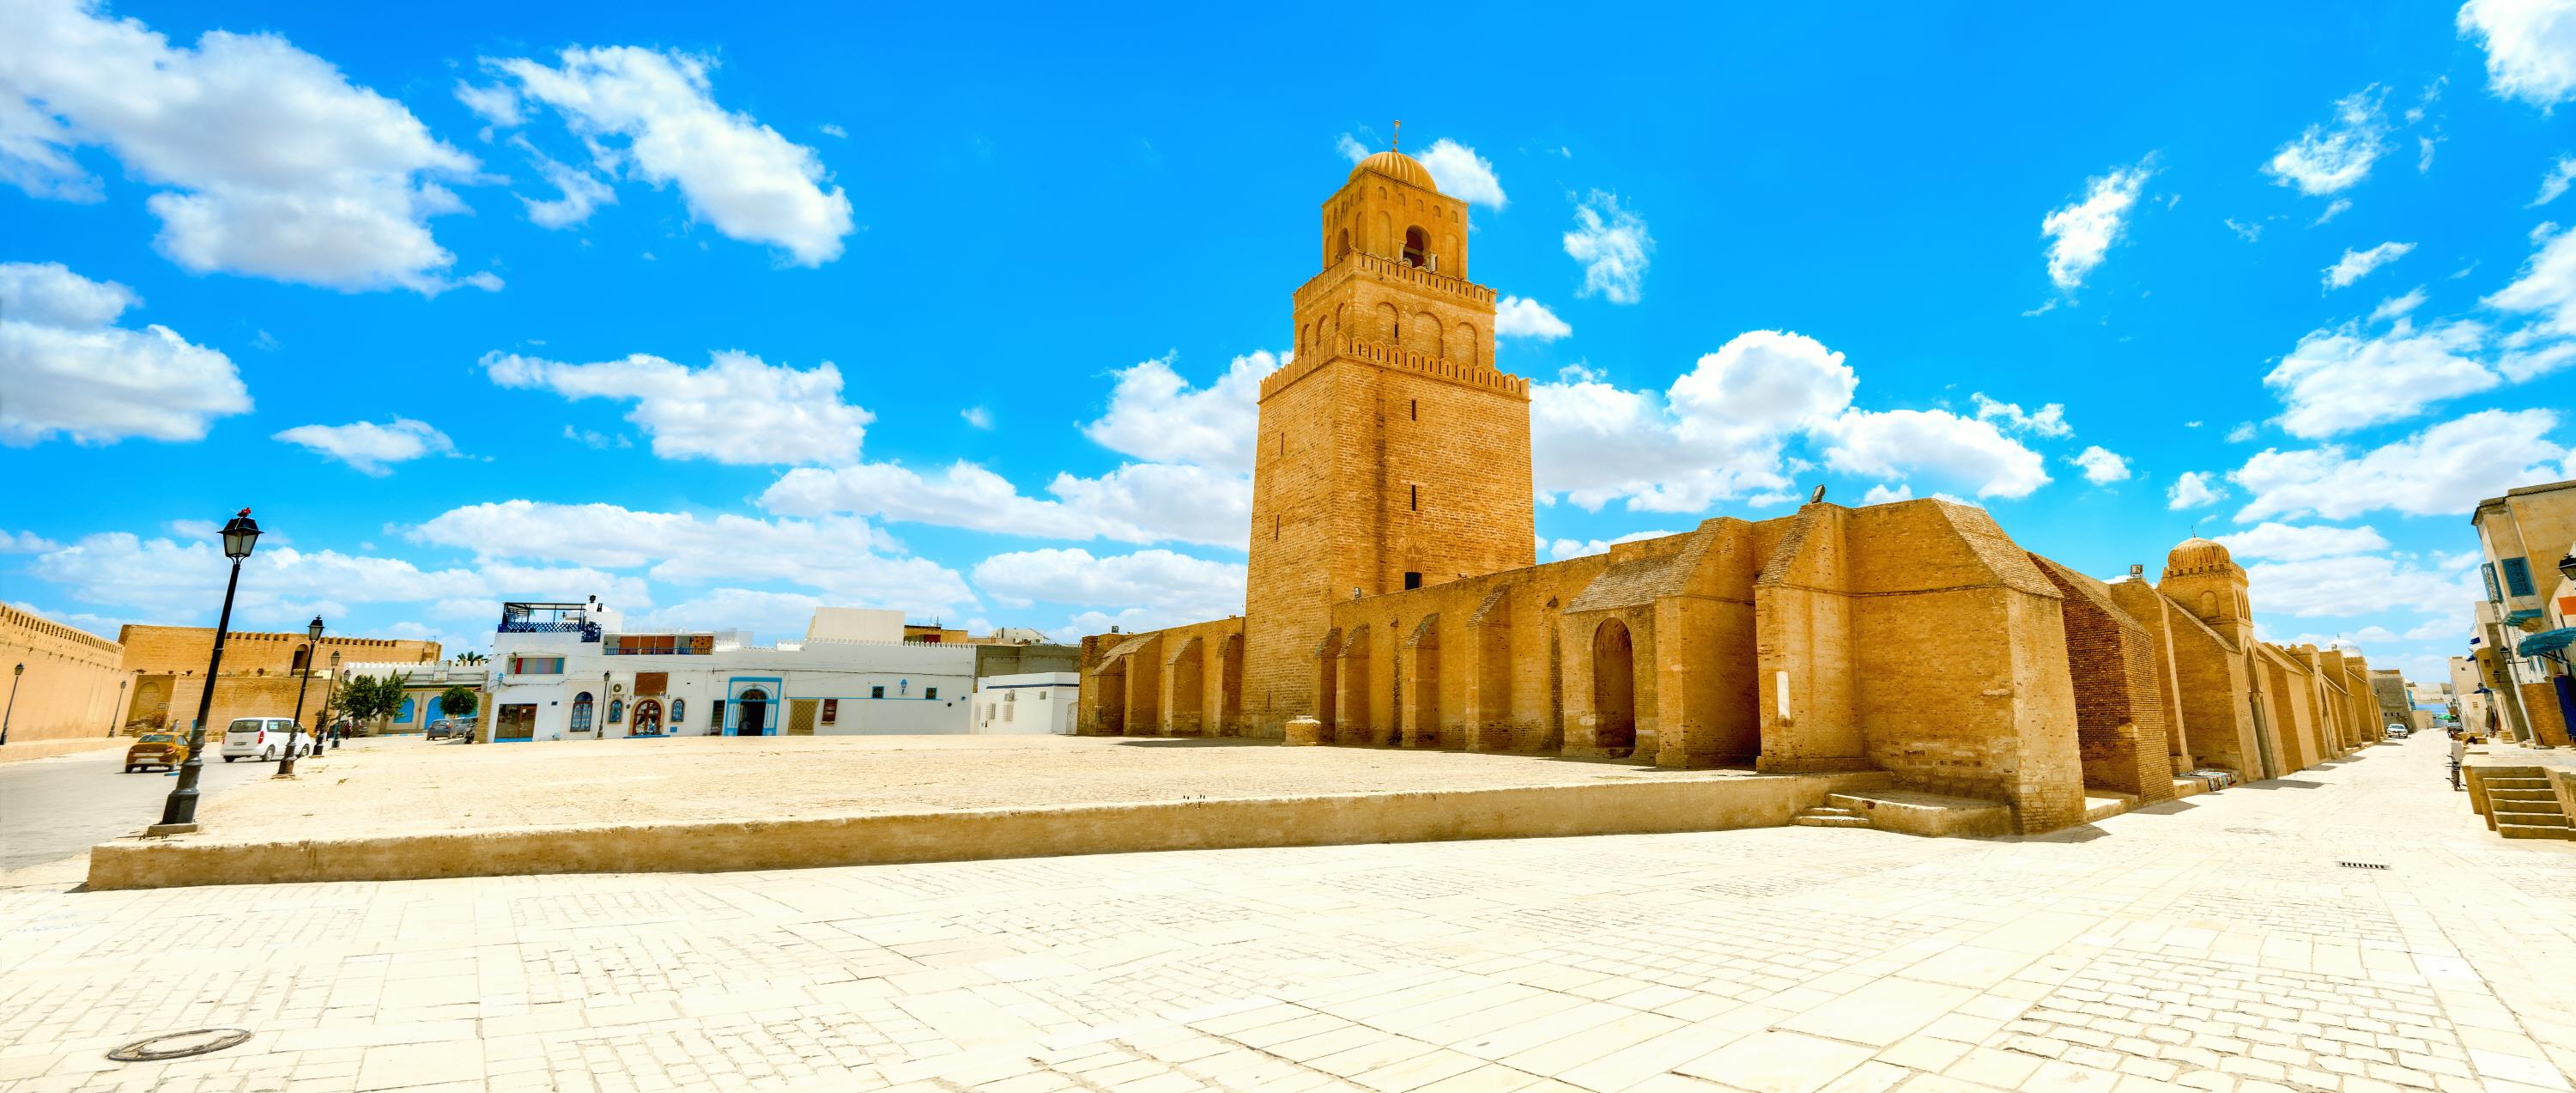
[0,737,124,766]
[88,769,1889,890]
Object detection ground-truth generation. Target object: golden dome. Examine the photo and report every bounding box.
[2165,537,2239,575]
[1349,149,1438,192]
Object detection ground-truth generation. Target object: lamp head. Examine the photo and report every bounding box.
[219,508,261,560]
[307,615,324,642]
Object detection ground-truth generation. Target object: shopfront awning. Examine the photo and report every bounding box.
[2518,628,2576,658]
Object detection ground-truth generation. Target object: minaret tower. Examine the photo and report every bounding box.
[1240,134,1536,732]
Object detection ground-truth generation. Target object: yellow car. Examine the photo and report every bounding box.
[124,732,191,773]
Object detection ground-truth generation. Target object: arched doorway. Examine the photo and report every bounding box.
[1338,626,1373,744]
[631,699,663,737]
[1218,633,1245,736]
[737,688,769,737]
[1591,620,1636,753]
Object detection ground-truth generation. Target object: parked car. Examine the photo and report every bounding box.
[426,720,458,740]
[124,732,191,772]
[2385,723,2409,739]
[219,717,310,762]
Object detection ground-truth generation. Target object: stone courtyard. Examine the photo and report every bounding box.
[3,735,2572,1092]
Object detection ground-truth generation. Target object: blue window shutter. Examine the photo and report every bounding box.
[2501,557,2536,598]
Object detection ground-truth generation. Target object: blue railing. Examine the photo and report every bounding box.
[497,620,603,642]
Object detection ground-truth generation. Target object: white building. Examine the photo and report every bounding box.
[484,601,973,742]
[970,672,1079,735]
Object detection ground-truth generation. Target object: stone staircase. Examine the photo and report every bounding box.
[2484,768,2573,840]
[1788,789,2015,836]
[1790,803,1872,829]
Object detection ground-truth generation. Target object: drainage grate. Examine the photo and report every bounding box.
[106,1029,252,1063]
[2338,861,2390,871]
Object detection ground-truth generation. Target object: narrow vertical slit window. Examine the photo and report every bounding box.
[1410,484,1418,511]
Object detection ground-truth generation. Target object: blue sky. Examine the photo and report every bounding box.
[6,1,2576,682]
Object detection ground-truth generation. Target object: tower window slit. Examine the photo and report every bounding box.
[1410,484,1418,511]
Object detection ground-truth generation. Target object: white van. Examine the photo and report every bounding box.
[220,717,310,762]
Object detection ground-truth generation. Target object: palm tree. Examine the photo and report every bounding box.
[455,652,488,665]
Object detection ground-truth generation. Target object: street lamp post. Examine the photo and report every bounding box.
[276,616,323,778]
[155,510,260,834]
[327,651,342,748]
[107,678,125,737]
[1,662,21,747]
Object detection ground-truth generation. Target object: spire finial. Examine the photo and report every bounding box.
[1391,119,1401,152]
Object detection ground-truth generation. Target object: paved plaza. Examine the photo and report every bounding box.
[3,735,2573,1093]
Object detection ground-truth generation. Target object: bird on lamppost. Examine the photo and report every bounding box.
[276,615,324,778]
[155,509,259,834]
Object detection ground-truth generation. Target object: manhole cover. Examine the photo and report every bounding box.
[106,1029,252,1062]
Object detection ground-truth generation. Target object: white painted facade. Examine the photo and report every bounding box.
[970,672,1080,735]
[484,604,973,742]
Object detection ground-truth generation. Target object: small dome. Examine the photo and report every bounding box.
[1349,149,1439,192]
[2165,536,2238,574]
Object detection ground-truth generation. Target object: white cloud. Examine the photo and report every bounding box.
[1819,410,2051,499]
[2225,217,2265,242]
[483,46,853,265]
[2459,0,2576,107]
[0,530,59,553]
[2421,137,2441,173]
[2312,199,2353,226]
[1534,332,1854,512]
[2483,222,2576,377]
[515,138,616,228]
[1082,351,1271,473]
[2246,553,2480,620]
[1412,138,1506,209]
[973,548,1244,633]
[759,459,1250,549]
[2231,408,2573,521]
[961,406,993,430]
[2370,287,2428,322]
[454,82,523,128]
[1494,296,1572,341]
[1971,392,2072,437]
[0,261,249,446]
[2040,159,2153,291]
[482,349,870,465]
[27,531,652,629]
[272,418,457,476]
[1334,133,1369,162]
[2263,88,2391,196]
[2226,422,2258,443]
[410,500,969,615]
[2212,522,2391,561]
[2167,471,2223,511]
[2072,446,2131,484]
[1564,191,1653,304]
[2323,241,2415,288]
[2535,155,2576,205]
[1859,483,1914,505]
[1546,530,1677,561]
[0,0,481,291]
[2263,318,2495,437]
[627,588,828,643]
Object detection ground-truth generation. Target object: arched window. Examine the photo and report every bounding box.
[570,691,594,733]
[1334,228,1350,261]
[607,698,623,724]
[1403,227,1428,266]
[670,698,686,726]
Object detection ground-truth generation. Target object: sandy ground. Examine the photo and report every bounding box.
[187,734,1752,841]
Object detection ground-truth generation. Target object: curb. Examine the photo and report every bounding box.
[87,770,1892,890]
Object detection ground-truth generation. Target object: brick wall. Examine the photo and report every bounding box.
[0,604,127,744]
[2031,559,2175,803]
